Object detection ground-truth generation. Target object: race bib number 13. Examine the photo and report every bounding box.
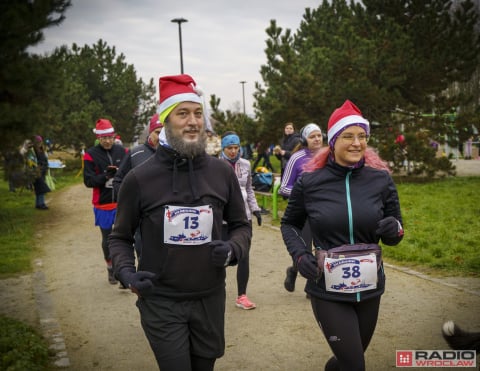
[164,205,213,245]
[324,254,377,293]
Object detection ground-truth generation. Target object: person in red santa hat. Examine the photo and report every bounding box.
[83,118,128,285]
[112,113,163,262]
[110,74,251,371]
[113,113,163,197]
[281,100,404,371]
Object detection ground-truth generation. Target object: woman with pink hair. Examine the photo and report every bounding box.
[281,100,404,370]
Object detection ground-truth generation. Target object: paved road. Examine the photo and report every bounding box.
[449,158,480,176]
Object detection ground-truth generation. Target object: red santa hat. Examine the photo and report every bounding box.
[327,100,369,146]
[158,74,203,123]
[93,119,115,137]
[149,113,163,133]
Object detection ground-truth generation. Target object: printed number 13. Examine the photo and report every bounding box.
[183,216,199,229]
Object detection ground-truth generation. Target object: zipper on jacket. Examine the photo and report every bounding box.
[345,171,354,244]
[345,171,361,302]
[106,151,115,203]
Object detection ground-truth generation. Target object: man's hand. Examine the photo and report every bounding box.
[118,269,156,297]
[210,240,234,267]
[253,210,262,226]
[105,165,118,179]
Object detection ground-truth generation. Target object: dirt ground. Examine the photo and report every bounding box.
[1,159,480,370]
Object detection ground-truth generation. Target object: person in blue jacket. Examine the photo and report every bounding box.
[281,100,404,371]
[219,131,262,310]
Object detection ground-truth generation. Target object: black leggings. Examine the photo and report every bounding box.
[310,296,381,371]
[222,222,252,296]
[237,249,249,296]
[100,227,111,263]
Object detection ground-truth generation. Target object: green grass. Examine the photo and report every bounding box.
[0,159,81,277]
[0,189,37,275]
[384,177,480,276]
[0,158,81,370]
[0,315,51,371]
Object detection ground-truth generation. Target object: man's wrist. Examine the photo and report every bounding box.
[224,248,232,266]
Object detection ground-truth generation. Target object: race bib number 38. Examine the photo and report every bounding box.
[164,205,213,245]
[324,254,378,293]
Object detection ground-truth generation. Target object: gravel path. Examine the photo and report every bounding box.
[1,159,479,370]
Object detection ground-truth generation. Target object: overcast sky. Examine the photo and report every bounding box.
[31,0,321,115]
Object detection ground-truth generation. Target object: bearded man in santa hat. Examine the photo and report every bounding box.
[110,74,251,371]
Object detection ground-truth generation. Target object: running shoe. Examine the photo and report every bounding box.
[235,295,256,310]
[284,266,297,292]
[107,268,118,285]
[325,356,338,371]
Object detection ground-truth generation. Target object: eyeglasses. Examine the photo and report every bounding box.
[338,133,369,144]
[99,136,115,141]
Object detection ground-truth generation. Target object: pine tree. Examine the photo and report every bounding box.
[0,0,71,151]
[254,0,480,175]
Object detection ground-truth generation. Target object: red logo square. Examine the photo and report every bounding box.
[396,351,413,367]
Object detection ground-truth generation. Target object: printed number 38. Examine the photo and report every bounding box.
[342,266,361,279]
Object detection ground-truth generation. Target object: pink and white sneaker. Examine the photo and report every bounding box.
[235,294,256,310]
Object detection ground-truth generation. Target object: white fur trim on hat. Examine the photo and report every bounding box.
[93,127,115,135]
[158,92,202,116]
[327,115,369,144]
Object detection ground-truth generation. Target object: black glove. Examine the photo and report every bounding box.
[118,269,156,297]
[253,210,262,226]
[296,253,319,280]
[376,216,404,240]
[210,240,234,267]
[105,166,118,179]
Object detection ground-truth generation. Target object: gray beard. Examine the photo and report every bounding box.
[165,125,207,157]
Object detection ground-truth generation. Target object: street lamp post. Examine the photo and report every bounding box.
[171,18,188,74]
[239,81,247,115]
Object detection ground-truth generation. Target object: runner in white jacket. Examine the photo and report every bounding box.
[219,131,262,310]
